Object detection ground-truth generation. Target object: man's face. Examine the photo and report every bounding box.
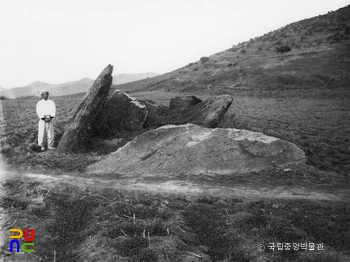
[41,92,49,100]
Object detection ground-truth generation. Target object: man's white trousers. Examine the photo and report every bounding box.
[38,120,54,147]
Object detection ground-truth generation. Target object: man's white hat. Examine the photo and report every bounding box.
[39,89,49,96]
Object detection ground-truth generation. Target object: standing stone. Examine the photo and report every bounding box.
[58,64,113,152]
[169,95,233,128]
[93,90,148,136]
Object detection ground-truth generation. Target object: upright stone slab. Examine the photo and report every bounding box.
[169,95,233,128]
[58,64,113,152]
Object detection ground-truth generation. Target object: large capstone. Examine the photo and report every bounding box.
[87,124,306,176]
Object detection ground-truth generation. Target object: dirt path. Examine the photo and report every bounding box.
[1,165,349,261]
[2,170,346,203]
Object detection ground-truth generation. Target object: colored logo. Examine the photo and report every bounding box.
[9,228,35,253]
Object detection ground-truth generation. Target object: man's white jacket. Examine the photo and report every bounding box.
[36,99,56,120]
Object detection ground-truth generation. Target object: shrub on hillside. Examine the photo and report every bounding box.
[228,47,238,52]
[277,46,291,53]
[344,27,350,35]
[200,57,209,64]
[330,39,340,44]
[275,46,291,59]
[274,39,283,46]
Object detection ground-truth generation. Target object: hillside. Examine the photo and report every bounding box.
[112,72,158,85]
[118,5,350,98]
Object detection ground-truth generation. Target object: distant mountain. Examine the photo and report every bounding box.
[119,5,350,99]
[0,72,159,99]
[0,78,94,99]
[112,72,159,85]
[0,85,5,92]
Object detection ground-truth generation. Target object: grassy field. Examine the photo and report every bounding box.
[1,175,349,262]
[1,91,349,176]
[0,89,349,261]
[220,96,350,176]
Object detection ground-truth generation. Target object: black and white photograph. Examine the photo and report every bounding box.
[0,0,349,261]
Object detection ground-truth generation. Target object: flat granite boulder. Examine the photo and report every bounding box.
[87,124,306,176]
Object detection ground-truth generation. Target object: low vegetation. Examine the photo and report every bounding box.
[200,57,210,64]
[1,88,349,176]
[1,4,349,262]
[1,176,349,261]
[0,89,349,261]
[275,46,292,59]
[113,6,350,100]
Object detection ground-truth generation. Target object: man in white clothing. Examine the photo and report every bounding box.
[36,91,56,151]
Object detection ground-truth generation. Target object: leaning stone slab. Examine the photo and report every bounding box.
[87,124,306,177]
[169,95,232,128]
[58,64,113,152]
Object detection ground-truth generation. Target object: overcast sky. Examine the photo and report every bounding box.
[0,0,349,88]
